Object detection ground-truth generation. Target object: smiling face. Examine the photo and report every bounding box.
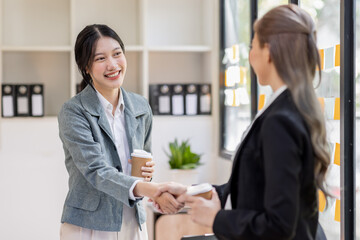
[88,36,127,95]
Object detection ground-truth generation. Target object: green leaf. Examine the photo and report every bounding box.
[164,138,202,169]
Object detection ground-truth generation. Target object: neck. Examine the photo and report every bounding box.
[269,67,286,92]
[97,87,120,111]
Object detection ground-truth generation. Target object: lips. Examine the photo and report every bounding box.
[104,70,121,79]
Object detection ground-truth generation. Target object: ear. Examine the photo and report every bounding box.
[263,43,272,63]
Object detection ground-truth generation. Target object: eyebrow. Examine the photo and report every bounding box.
[94,47,122,57]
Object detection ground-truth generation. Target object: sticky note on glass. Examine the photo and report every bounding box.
[239,67,247,85]
[319,49,324,70]
[335,44,340,67]
[318,97,325,112]
[258,94,265,110]
[324,47,335,69]
[334,97,340,120]
[225,66,240,87]
[324,98,335,119]
[318,190,326,212]
[224,89,235,106]
[335,199,341,222]
[334,143,340,166]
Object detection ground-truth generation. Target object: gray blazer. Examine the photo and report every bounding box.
[58,85,153,231]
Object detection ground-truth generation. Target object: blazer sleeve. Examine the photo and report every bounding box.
[213,114,304,240]
[58,102,140,208]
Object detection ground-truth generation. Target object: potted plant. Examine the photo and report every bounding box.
[164,138,202,185]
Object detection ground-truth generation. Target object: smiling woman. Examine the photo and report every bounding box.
[57,24,186,240]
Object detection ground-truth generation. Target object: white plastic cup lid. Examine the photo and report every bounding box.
[131,149,152,159]
[186,183,212,196]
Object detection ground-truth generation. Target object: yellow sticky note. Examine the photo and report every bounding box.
[334,98,340,120]
[334,199,341,222]
[335,44,340,67]
[318,97,325,112]
[319,49,324,70]
[334,143,340,166]
[258,94,265,110]
[318,190,326,212]
[240,67,246,85]
[232,45,237,60]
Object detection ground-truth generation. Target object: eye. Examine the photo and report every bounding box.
[114,51,122,57]
[249,44,253,50]
[95,56,105,62]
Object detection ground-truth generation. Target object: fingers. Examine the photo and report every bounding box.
[155,192,184,214]
[146,161,155,167]
[144,176,152,182]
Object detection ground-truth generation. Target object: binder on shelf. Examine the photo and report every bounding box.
[149,84,160,115]
[185,84,198,115]
[171,84,185,115]
[158,84,171,115]
[199,84,211,115]
[30,84,44,117]
[15,84,31,117]
[1,84,15,118]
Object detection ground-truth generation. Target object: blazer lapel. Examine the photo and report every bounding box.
[80,85,115,144]
[122,89,141,153]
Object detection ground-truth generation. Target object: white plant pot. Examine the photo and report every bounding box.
[170,169,200,186]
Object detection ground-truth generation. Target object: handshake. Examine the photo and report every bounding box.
[149,182,213,214]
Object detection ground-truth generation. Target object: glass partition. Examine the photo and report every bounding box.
[301,0,341,238]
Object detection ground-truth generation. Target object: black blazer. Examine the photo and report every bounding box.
[213,90,318,240]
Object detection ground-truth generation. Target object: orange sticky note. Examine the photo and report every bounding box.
[334,143,340,166]
[334,199,341,222]
[334,97,340,120]
[258,94,265,110]
[335,44,340,67]
[318,190,326,212]
[319,49,324,70]
[318,97,325,112]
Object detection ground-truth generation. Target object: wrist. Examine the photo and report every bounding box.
[133,181,159,198]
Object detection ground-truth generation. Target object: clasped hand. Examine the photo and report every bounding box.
[150,183,221,228]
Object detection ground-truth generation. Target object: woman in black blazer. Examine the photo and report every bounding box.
[177,4,330,240]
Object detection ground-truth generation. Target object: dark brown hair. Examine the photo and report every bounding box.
[254,4,330,200]
[74,24,125,91]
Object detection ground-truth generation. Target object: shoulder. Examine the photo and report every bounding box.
[122,88,152,115]
[261,97,309,140]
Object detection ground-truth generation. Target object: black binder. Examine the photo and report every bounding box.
[185,84,199,115]
[30,84,44,117]
[15,84,31,116]
[1,84,15,117]
[158,84,171,115]
[149,84,160,115]
[171,84,185,115]
[198,84,212,115]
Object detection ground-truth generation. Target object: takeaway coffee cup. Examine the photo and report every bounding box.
[130,149,153,178]
[186,183,213,200]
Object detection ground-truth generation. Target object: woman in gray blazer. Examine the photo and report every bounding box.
[58,24,185,240]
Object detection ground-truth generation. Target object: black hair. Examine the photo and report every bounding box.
[74,24,125,91]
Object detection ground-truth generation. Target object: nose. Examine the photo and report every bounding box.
[107,57,117,70]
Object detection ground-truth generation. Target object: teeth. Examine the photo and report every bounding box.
[107,71,120,78]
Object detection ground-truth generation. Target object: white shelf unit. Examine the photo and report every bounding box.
[0,0,217,117]
[0,0,219,239]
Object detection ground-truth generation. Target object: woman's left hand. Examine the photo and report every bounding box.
[128,159,155,181]
[177,188,221,228]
